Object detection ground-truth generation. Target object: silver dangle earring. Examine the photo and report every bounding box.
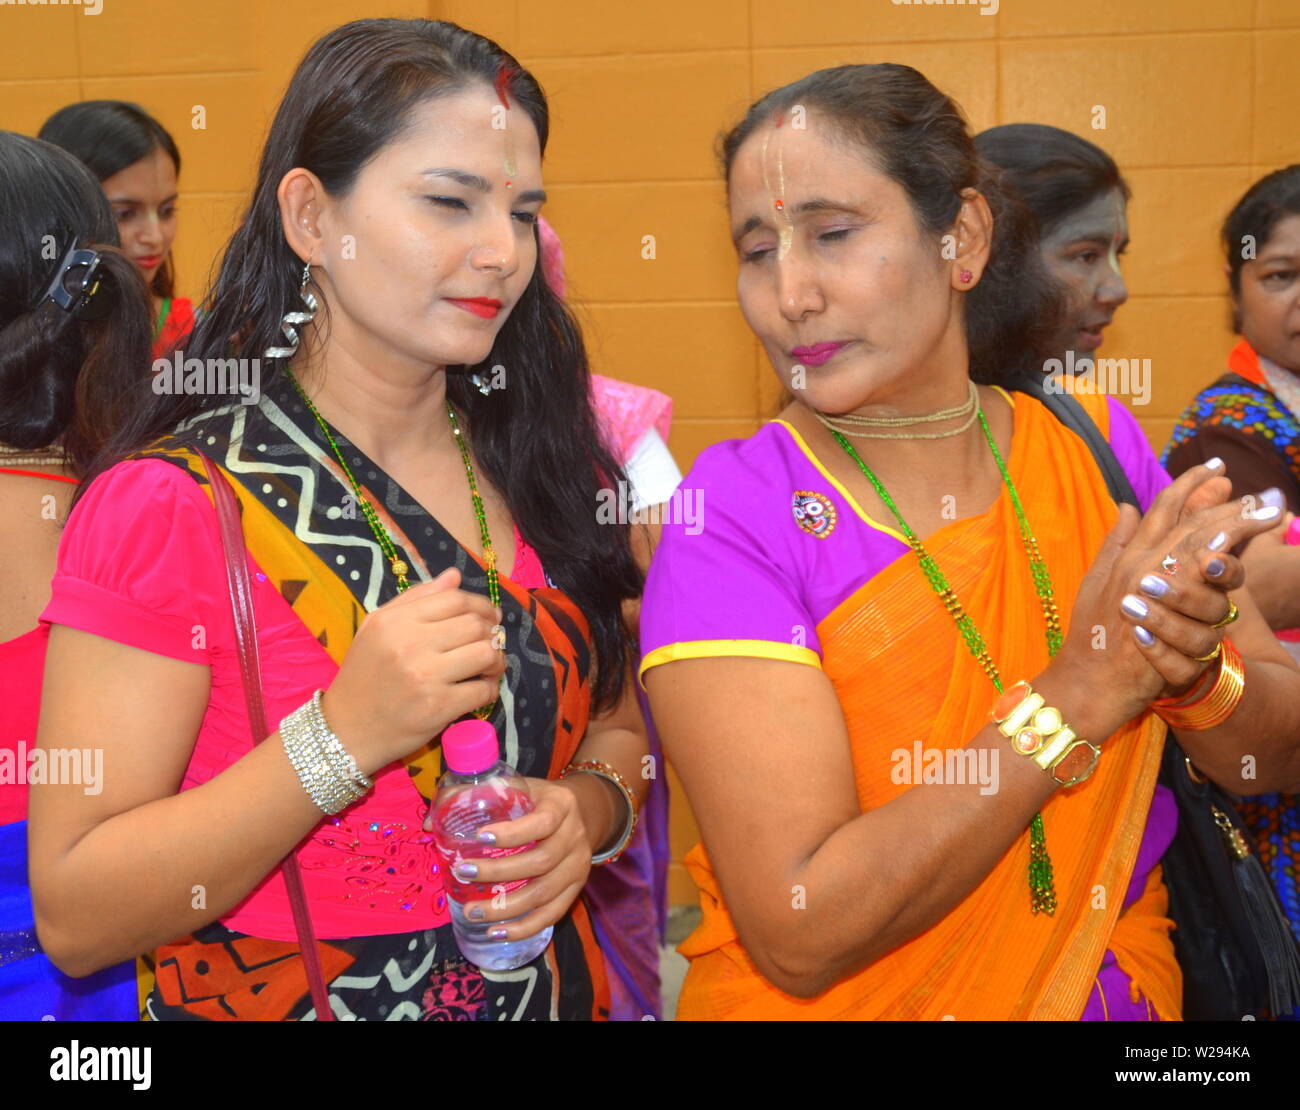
[264,259,318,361]
[468,371,493,396]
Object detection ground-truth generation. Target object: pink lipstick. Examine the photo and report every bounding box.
[791,341,850,368]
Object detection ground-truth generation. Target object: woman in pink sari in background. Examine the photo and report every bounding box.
[538,216,678,1019]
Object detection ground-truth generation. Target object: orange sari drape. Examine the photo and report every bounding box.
[677,391,1181,1020]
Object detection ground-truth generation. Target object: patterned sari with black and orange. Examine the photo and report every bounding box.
[125,373,608,1020]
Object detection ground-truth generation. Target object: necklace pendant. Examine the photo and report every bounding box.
[390,558,409,578]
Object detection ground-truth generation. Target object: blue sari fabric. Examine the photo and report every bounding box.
[0,819,136,1020]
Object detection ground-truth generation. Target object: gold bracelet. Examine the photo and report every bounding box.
[990,681,1099,786]
[1152,638,1246,731]
[560,760,639,865]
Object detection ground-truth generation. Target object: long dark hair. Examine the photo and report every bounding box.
[0,131,153,475]
[76,19,640,712]
[718,64,1063,384]
[39,100,182,299]
[974,123,1130,239]
[1222,164,1300,332]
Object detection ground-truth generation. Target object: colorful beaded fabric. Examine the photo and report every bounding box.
[1161,339,1300,481]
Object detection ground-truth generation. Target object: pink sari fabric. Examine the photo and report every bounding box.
[590,375,672,463]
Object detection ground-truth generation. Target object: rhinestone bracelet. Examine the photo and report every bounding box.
[302,690,373,794]
[280,692,372,814]
[300,692,371,810]
[281,709,355,814]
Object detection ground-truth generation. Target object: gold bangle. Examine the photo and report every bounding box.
[1153,638,1246,730]
[560,760,639,865]
[1212,599,1239,629]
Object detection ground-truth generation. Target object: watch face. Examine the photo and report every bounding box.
[1053,742,1098,785]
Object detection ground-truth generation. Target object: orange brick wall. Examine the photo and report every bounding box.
[4,0,1299,906]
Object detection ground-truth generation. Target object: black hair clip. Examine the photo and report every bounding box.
[42,240,111,321]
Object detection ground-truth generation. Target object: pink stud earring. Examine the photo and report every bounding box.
[959,269,973,284]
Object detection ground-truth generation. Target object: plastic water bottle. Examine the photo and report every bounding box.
[428,720,553,970]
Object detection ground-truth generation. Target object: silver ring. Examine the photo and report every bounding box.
[1160,554,1180,575]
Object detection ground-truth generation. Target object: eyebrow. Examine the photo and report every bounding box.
[107,194,179,205]
[420,167,546,205]
[1060,233,1133,253]
[730,198,861,245]
[1256,250,1300,265]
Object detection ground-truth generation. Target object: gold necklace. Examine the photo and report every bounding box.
[812,381,979,440]
[0,441,66,468]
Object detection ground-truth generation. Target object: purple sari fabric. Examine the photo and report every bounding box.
[1080,784,1179,1020]
[583,689,669,1020]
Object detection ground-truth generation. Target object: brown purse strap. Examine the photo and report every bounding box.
[201,454,336,1021]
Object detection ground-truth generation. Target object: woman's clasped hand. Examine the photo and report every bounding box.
[1055,458,1281,724]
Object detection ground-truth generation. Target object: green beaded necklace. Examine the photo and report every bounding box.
[287,372,502,721]
[826,406,1060,915]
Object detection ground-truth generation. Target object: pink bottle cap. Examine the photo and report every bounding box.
[441,720,500,774]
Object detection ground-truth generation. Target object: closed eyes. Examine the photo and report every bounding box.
[425,195,538,225]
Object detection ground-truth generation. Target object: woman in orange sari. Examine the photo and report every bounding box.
[640,64,1300,1020]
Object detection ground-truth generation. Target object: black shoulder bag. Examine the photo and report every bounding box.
[1010,373,1300,1021]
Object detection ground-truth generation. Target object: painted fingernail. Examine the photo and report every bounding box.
[1134,626,1155,646]
[1204,456,1224,470]
[489,927,509,940]
[468,905,486,921]
[477,830,497,845]
[1252,505,1282,521]
[1208,531,1228,551]
[1260,487,1285,509]
[454,862,478,880]
[1138,574,1169,598]
[1206,558,1226,578]
[1121,594,1149,620]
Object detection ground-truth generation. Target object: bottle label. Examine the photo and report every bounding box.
[429,782,537,901]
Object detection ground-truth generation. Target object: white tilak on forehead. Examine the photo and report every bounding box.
[760,123,794,261]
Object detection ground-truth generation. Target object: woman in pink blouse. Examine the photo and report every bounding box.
[28,19,649,1020]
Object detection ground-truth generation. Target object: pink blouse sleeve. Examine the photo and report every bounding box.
[39,458,227,665]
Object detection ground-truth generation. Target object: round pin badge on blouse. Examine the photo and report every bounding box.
[792,490,837,538]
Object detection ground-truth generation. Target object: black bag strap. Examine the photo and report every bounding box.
[1008,372,1300,1018]
[1007,373,1139,509]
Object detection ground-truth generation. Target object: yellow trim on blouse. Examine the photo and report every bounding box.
[767,419,910,546]
[639,639,822,689]
[768,389,1016,548]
